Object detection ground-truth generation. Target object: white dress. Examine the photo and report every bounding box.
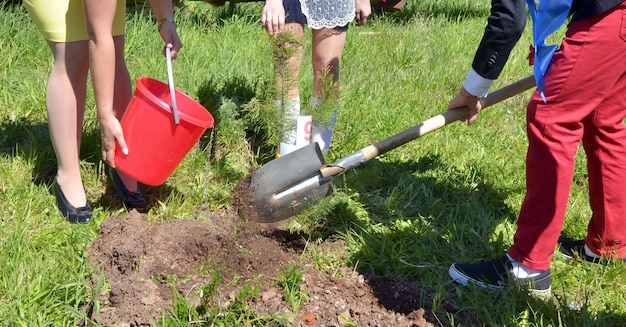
[300,0,355,29]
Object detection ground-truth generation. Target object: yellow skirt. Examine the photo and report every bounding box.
[22,0,126,42]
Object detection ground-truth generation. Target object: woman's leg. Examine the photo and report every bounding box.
[83,0,122,165]
[311,27,347,97]
[310,27,347,152]
[83,0,116,118]
[46,40,90,207]
[83,1,142,196]
[276,23,305,101]
[275,22,306,156]
[110,34,140,192]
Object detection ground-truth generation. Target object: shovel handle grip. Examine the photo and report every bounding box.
[361,75,536,160]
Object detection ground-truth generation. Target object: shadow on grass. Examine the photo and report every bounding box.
[1,0,23,7]
[177,0,489,32]
[274,153,515,325]
[196,73,277,164]
[297,153,626,325]
[517,289,626,326]
[300,152,517,269]
[309,153,516,246]
[0,118,78,185]
[0,116,182,212]
[369,1,490,25]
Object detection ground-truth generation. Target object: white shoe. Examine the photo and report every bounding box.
[278,115,312,156]
[312,111,336,153]
[311,125,333,153]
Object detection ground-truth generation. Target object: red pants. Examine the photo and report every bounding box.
[508,2,626,270]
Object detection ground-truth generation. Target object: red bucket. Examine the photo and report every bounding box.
[114,77,214,186]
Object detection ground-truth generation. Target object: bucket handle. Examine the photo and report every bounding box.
[166,47,180,124]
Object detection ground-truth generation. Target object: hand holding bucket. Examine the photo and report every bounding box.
[114,54,214,186]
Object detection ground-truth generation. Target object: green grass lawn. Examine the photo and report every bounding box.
[1,0,625,326]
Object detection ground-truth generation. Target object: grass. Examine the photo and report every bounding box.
[1,0,626,326]
[277,265,308,312]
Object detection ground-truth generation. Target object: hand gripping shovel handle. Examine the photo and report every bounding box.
[320,76,536,178]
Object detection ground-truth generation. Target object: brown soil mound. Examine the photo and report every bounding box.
[87,209,479,326]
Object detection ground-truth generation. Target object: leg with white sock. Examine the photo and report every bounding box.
[309,96,336,153]
[276,96,313,156]
[273,22,310,157]
[310,27,346,153]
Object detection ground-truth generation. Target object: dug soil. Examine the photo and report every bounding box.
[87,207,480,326]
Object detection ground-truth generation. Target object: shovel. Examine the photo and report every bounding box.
[249,76,536,222]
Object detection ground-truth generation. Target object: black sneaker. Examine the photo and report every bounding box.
[558,236,625,263]
[449,256,551,296]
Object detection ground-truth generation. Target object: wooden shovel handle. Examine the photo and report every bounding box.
[361,75,536,161]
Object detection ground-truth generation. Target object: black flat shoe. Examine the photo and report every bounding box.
[53,181,92,224]
[111,169,147,208]
[558,236,626,263]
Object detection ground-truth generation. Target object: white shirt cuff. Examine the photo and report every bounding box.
[462,68,493,97]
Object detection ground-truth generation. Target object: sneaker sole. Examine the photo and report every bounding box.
[449,264,551,297]
[448,264,504,290]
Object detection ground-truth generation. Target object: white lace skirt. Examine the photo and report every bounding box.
[300,0,355,29]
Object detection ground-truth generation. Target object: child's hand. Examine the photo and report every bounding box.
[262,0,286,36]
[355,0,372,26]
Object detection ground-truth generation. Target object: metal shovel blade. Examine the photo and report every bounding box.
[249,143,332,222]
[247,76,537,223]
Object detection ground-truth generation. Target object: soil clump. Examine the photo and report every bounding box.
[87,208,479,326]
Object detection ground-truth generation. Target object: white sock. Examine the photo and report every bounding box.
[279,142,302,156]
[311,125,333,152]
[274,97,301,145]
[278,96,300,115]
[310,96,336,152]
[584,244,601,258]
[506,254,545,278]
[310,95,322,108]
[279,115,312,156]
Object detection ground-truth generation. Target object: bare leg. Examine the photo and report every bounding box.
[275,23,306,156]
[311,27,347,97]
[83,0,116,120]
[112,35,132,121]
[111,35,140,192]
[83,0,125,167]
[310,27,347,152]
[84,2,140,193]
[275,22,305,100]
[46,40,90,207]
